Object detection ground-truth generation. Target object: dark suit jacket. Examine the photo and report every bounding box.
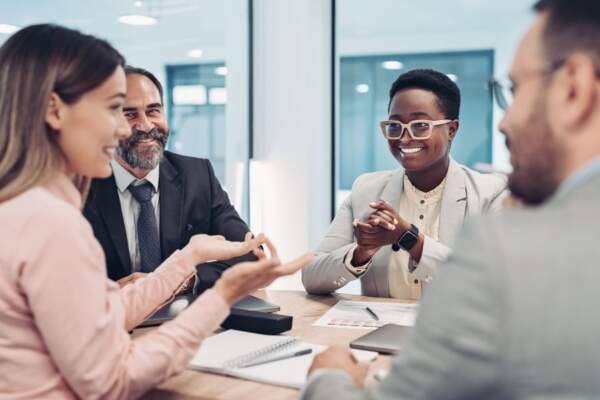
[83,151,255,293]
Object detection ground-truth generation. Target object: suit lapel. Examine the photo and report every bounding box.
[159,156,184,260]
[365,169,406,298]
[438,159,467,245]
[95,176,132,275]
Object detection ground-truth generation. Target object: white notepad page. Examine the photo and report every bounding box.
[313,300,419,329]
[189,330,377,389]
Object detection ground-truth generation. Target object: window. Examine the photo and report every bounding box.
[0,0,251,220]
[167,63,227,183]
[337,50,494,206]
[334,0,533,210]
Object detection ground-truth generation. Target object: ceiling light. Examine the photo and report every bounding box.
[214,66,228,76]
[0,24,20,34]
[355,84,369,94]
[188,49,203,58]
[118,15,157,26]
[173,85,207,105]
[381,61,404,70]
[446,74,458,82]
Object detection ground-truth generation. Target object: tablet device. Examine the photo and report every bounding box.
[137,294,280,328]
[349,324,411,354]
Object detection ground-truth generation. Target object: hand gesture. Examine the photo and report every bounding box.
[183,232,265,265]
[361,200,410,246]
[213,237,314,305]
[351,201,409,265]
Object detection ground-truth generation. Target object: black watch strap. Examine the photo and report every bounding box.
[392,224,419,252]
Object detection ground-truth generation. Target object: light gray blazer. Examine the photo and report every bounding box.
[302,159,507,296]
[301,168,600,400]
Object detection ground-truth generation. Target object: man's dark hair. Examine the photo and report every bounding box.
[534,0,600,67]
[388,69,460,120]
[124,65,164,104]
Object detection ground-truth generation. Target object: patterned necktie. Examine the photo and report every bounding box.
[129,181,161,273]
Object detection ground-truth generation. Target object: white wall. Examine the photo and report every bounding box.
[252,0,332,290]
[223,0,250,215]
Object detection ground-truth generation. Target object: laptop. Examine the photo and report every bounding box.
[349,324,411,354]
[137,293,281,328]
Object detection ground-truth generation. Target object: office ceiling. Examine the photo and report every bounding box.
[0,0,227,50]
[338,0,533,38]
[0,0,534,60]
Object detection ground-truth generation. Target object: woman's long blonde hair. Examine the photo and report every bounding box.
[0,24,124,203]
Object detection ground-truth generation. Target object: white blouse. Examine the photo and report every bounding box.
[388,176,446,299]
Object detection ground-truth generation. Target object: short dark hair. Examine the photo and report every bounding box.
[124,65,164,104]
[388,69,461,120]
[534,0,600,67]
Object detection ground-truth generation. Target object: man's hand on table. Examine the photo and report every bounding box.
[308,346,369,387]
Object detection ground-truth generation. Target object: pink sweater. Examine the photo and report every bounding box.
[0,174,230,399]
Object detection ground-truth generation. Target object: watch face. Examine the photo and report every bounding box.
[397,225,419,251]
[399,233,418,250]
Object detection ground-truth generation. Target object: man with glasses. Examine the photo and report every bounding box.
[301,0,600,398]
[302,69,507,299]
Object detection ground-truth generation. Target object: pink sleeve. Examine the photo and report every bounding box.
[20,207,230,399]
[119,251,196,331]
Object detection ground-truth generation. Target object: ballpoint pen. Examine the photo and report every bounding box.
[238,348,313,368]
[365,306,380,321]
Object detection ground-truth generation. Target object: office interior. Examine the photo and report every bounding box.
[0,0,533,292]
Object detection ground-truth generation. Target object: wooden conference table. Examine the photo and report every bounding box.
[139,290,409,400]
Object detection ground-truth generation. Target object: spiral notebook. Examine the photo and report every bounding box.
[189,330,377,389]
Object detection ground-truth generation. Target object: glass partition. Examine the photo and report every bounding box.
[0,0,250,218]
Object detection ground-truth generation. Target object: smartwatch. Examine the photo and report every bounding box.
[392,224,419,252]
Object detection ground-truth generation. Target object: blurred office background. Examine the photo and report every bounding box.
[0,0,251,220]
[0,0,532,292]
[334,1,532,210]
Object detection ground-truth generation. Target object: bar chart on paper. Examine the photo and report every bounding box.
[313,300,418,329]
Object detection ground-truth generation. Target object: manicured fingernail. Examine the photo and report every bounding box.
[369,202,376,206]
[393,219,398,224]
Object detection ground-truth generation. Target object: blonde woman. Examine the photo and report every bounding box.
[0,24,312,399]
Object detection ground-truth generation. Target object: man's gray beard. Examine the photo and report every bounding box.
[117,143,164,171]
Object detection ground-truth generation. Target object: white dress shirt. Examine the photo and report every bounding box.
[111,160,160,273]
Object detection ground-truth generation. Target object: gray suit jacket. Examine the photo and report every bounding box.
[302,159,507,296]
[302,169,600,399]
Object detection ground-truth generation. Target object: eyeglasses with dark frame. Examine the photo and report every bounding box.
[379,119,456,140]
[491,58,600,111]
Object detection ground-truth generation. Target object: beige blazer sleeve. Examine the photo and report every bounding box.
[301,193,363,294]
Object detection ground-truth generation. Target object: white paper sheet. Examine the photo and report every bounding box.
[313,300,418,329]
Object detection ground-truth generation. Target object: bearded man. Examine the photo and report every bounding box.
[302,0,600,398]
[84,66,254,292]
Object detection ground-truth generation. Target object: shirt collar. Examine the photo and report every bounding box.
[552,156,600,202]
[111,159,160,193]
[403,175,447,204]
